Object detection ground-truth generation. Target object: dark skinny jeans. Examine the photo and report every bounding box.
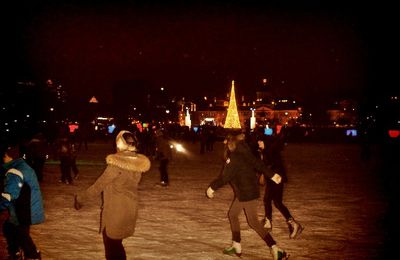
[228,198,276,247]
[264,179,292,221]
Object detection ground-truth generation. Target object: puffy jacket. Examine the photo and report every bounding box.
[210,140,274,202]
[0,158,45,225]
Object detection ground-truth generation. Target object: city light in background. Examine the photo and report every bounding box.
[2,1,398,143]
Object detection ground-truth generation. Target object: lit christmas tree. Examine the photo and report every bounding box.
[224,80,242,129]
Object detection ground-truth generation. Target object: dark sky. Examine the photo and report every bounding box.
[13,1,396,109]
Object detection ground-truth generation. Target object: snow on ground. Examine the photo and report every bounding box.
[1,140,389,259]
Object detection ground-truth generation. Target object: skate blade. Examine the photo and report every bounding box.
[280,251,290,260]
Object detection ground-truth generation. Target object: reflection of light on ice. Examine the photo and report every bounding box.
[170,142,186,153]
[175,143,184,152]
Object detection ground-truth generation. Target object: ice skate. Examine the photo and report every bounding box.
[263,217,272,230]
[8,248,23,260]
[271,245,289,260]
[287,218,303,239]
[223,241,242,257]
[155,181,169,187]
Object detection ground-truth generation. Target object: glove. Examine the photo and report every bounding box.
[271,173,282,184]
[74,195,82,210]
[206,187,215,199]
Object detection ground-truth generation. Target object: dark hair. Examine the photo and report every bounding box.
[0,136,19,158]
[225,133,244,152]
[2,145,20,159]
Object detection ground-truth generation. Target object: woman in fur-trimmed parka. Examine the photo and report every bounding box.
[74,130,151,260]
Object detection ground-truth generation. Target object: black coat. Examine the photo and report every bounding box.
[210,141,274,202]
[262,134,288,183]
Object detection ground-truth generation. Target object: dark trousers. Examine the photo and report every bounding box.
[60,156,72,183]
[159,158,169,184]
[3,221,39,258]
[228,198,276,247]
[102,229,126,260]
[30,157,45,182]
[71,156,79,176]
[78,139,88,151]
[264,180,291,221]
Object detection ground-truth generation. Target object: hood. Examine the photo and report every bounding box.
[115,130,137,152]
[106,151,151,172]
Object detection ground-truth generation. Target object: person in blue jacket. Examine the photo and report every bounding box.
[0,143,45,260]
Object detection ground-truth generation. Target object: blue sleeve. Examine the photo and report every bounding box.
[0,173,23,210]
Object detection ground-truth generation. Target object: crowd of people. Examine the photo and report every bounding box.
[0,121,302,260]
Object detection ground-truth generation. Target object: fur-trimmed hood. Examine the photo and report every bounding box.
[106,151,151,172]
[115,130,137,152]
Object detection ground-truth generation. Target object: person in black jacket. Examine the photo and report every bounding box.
[206,133,288,260]
[258,125,303,239]
[155,129,172,186]
[25,132,48,182]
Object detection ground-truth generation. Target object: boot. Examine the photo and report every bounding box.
[8,249,23,260]
[223,241,242,257]
[287,217,303,239]
[270,245,289,260]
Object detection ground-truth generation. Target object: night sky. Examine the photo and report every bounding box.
[13,1,395,109]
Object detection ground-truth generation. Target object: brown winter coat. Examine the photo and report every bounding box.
[77,151,150,239]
